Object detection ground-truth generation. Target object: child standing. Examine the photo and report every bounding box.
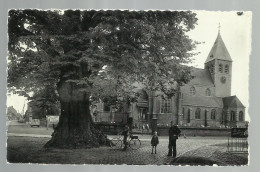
[151,131,159,154]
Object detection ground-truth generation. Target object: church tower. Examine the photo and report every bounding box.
[204,32,232,97]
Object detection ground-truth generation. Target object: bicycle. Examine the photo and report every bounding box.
[110,135,141,150]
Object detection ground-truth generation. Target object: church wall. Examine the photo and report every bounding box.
[180,84,216,98]
[153,91,179,125]
[157,113,175,126]
[182,105,223,127]
[131,102,146,130]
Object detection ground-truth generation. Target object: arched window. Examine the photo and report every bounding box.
[219,64,223,73]
[221,111,225,124]
[231,111,236,121]
[187,109,191,123]
[205,88,211,96]
[190,86,196,95]
[211,109,216,120]
[239,111,244,121]
[195,108,201,119]
[225,65,229,74]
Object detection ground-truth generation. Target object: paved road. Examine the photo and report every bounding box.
[7,120,231,165]
[7,136,228,164]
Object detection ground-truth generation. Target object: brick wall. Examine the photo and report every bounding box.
[157,126,231,136]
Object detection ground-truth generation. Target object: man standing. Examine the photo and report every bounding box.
[168,121,181,157]
[122,125,130,151]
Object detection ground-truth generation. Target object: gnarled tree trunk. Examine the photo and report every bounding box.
[44,81,107,148]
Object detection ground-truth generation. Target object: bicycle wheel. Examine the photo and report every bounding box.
[110,138,122,150]
[129,139,141,150]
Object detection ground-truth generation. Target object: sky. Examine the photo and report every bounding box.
[7,11,252,120]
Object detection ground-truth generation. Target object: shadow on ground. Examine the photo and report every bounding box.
[171,149,248,166]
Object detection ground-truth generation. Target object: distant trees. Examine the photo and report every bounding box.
[7,106,22,120]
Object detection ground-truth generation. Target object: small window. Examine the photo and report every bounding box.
[195,108,201,119]
[211,109,216,120]
[219,64,223,73]
[160,98,172,113]
[210,54,214,58]
[190,86,196,95]
[231,111,236,121]
[239,111,244,121]
[205,88,211,96]
[225,65,229,74]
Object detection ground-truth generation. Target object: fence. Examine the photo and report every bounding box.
[227,128,248,153]
[227,137,248,152]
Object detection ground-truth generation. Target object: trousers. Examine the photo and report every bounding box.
[168,139,177,157]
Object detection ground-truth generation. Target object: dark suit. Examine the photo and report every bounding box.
[122,130,129,150]
[168,126,181,157]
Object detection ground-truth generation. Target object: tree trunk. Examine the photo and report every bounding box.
[44,82,108,149]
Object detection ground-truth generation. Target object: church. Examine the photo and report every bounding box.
[92,32,247,131]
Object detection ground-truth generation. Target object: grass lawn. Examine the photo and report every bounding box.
[7,125,54,135]
[7,136,111,164]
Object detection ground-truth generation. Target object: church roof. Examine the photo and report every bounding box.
[182,94,223,108]
[188,67,214,87]
[205,33,232,63]
[223,96,245,108]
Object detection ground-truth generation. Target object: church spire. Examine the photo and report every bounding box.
[205,30,232,63]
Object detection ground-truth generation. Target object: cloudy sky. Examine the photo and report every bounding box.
[7,10,252,120]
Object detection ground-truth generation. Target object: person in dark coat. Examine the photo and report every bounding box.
[168,121,181,157]
[151,131,159,154]
[122,125,130,151]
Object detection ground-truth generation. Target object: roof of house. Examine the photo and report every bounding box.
[188,67,214,87]
[222,96,245,108]
[205,33,232,63]
[182,94,223,108]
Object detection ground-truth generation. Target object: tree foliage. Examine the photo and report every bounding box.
[7,106,22,120]
[8,10,198,100]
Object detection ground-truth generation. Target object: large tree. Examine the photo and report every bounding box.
[8,10,198,148]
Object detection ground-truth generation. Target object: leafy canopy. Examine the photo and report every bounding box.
[8,10,198,102]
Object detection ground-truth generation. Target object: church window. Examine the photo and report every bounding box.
[221,111,225,124]
[195,108,201,119]
[205,88,211,96]
[187,109,191,123]
[190,86,196,95]
[211,109,216,120]
[219,64,223,73]
[211,65,214,73]
[225,65,229,74]
[239,111,244,121]
[160,98,172,113]
[230,111,236,121]
[182,108,185,119]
